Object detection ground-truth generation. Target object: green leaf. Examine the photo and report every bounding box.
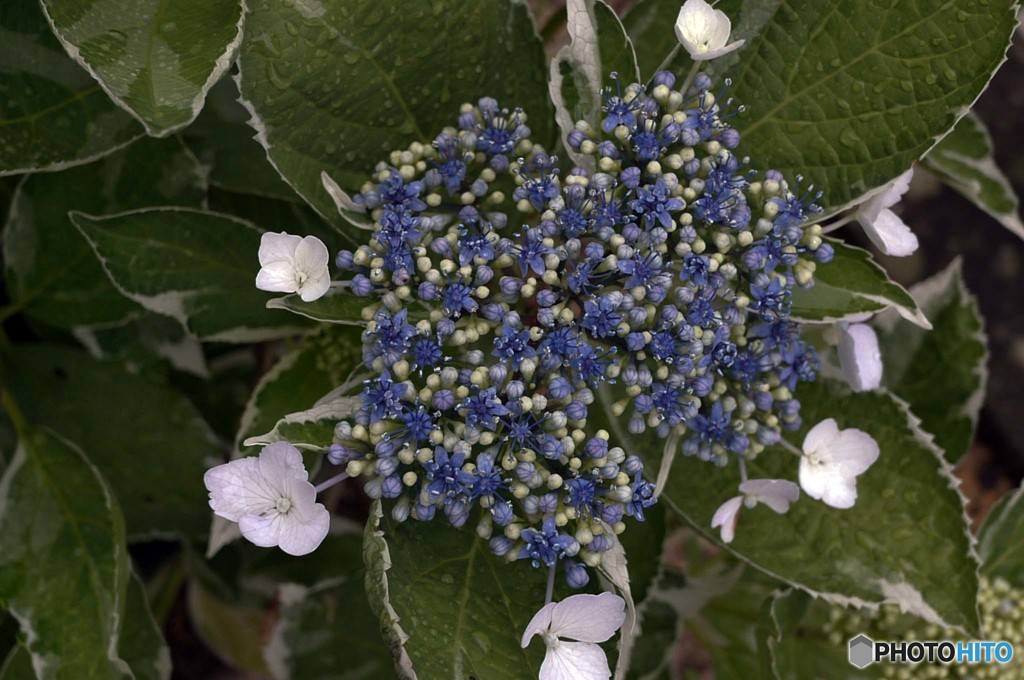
[0,429,132,679]
[549,0,639,168]
[236,0,553,228]
[616,503,665,606]
[923,111,1024,241]
[875,259,987,463]
[2,136,206,329]
[978,484,1024,587]
[266,289,370,325]
[70,207,310,342]
[261,534,393,680]
[705,0,1019,211]
[621,0,685,80]
[186,578,269,675]
[121,572,172,680]
[184,78,299,202]
[72,312,209,378]
[620,379,980,635]
[39,0,245,136]
[364,501,594,679]
[244,395,362,451]
[0,645,33,680]
[3,344,222,541]
[791,238,929,328]
[760,589,877,680]
[235,328,364,456]
[0,2,142,174]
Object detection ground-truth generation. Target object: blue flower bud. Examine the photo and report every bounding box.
[413,503,436,521]
[490,535,514,556]
[567,129,586,149]
[651,70,676,88]
[376,456,399,476]
[565,401,587,420]
[600,504,624,524]
[548,376,572,400]
[584,438,608,459]
[814,242,834,263]
[536,289,559,308]
[327,444,352,466]
[351,274,373,296]
[382,474,403,498]
[391,499,411,522]
[335,250,355,269]
[564,560,590,588]
[499,276,522,295]
[623,455,644,475]
[418,281,438,300]
[491,500,514,526]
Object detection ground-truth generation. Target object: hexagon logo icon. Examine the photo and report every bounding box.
[848,634,874,669]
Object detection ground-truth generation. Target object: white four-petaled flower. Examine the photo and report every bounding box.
[674,0,745,61]
[837,322,883,392]
[522,592,626,680]
[711,478,800,544]
[799,418,880,509]
[256,232,331,302]
[204,442,330,556]
[855,168,919,257]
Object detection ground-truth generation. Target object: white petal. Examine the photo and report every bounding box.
[298,268,331,302]
[275,483,330,556]
[204,456,278,521]
[711,495,743,543]
[260,441,310,484]
[801,418,841,456]
[238,512,285,547]
[292,235,329,273]
[739,479,800,513]
[258,231,302,266]
[826,427,880,477]
[857,169,914,222]
[541,641,611,680]
[838,323,883,392]
[819,476,859,509]
[697,39,745,61]
[549,593,626,643]
[860,208,919,257]
[798,458,833,503]
[522,602,558,648]
[708,9,733,49]
[256,261,299,293]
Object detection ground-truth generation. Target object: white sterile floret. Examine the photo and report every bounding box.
[204,442,330,556]
[256,232,331,301]
[799,418,880,509]
[855,168,919,256]
[837,322,883,392]
[521,592,626,680]
[711,478,800,543]
[674,0,745,61]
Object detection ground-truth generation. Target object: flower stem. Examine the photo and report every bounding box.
[545,563,557,605]
[314,471,349,493]
[777,437,803,457]
[821,212,856,233]
[653,45,683,81]
[677,60,701,99]
[737,455,749,483]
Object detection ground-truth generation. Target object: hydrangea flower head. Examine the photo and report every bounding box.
[317,69,833,583]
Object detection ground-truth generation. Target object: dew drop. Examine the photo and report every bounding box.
[839,127,861,149]
[265,61,292,90]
